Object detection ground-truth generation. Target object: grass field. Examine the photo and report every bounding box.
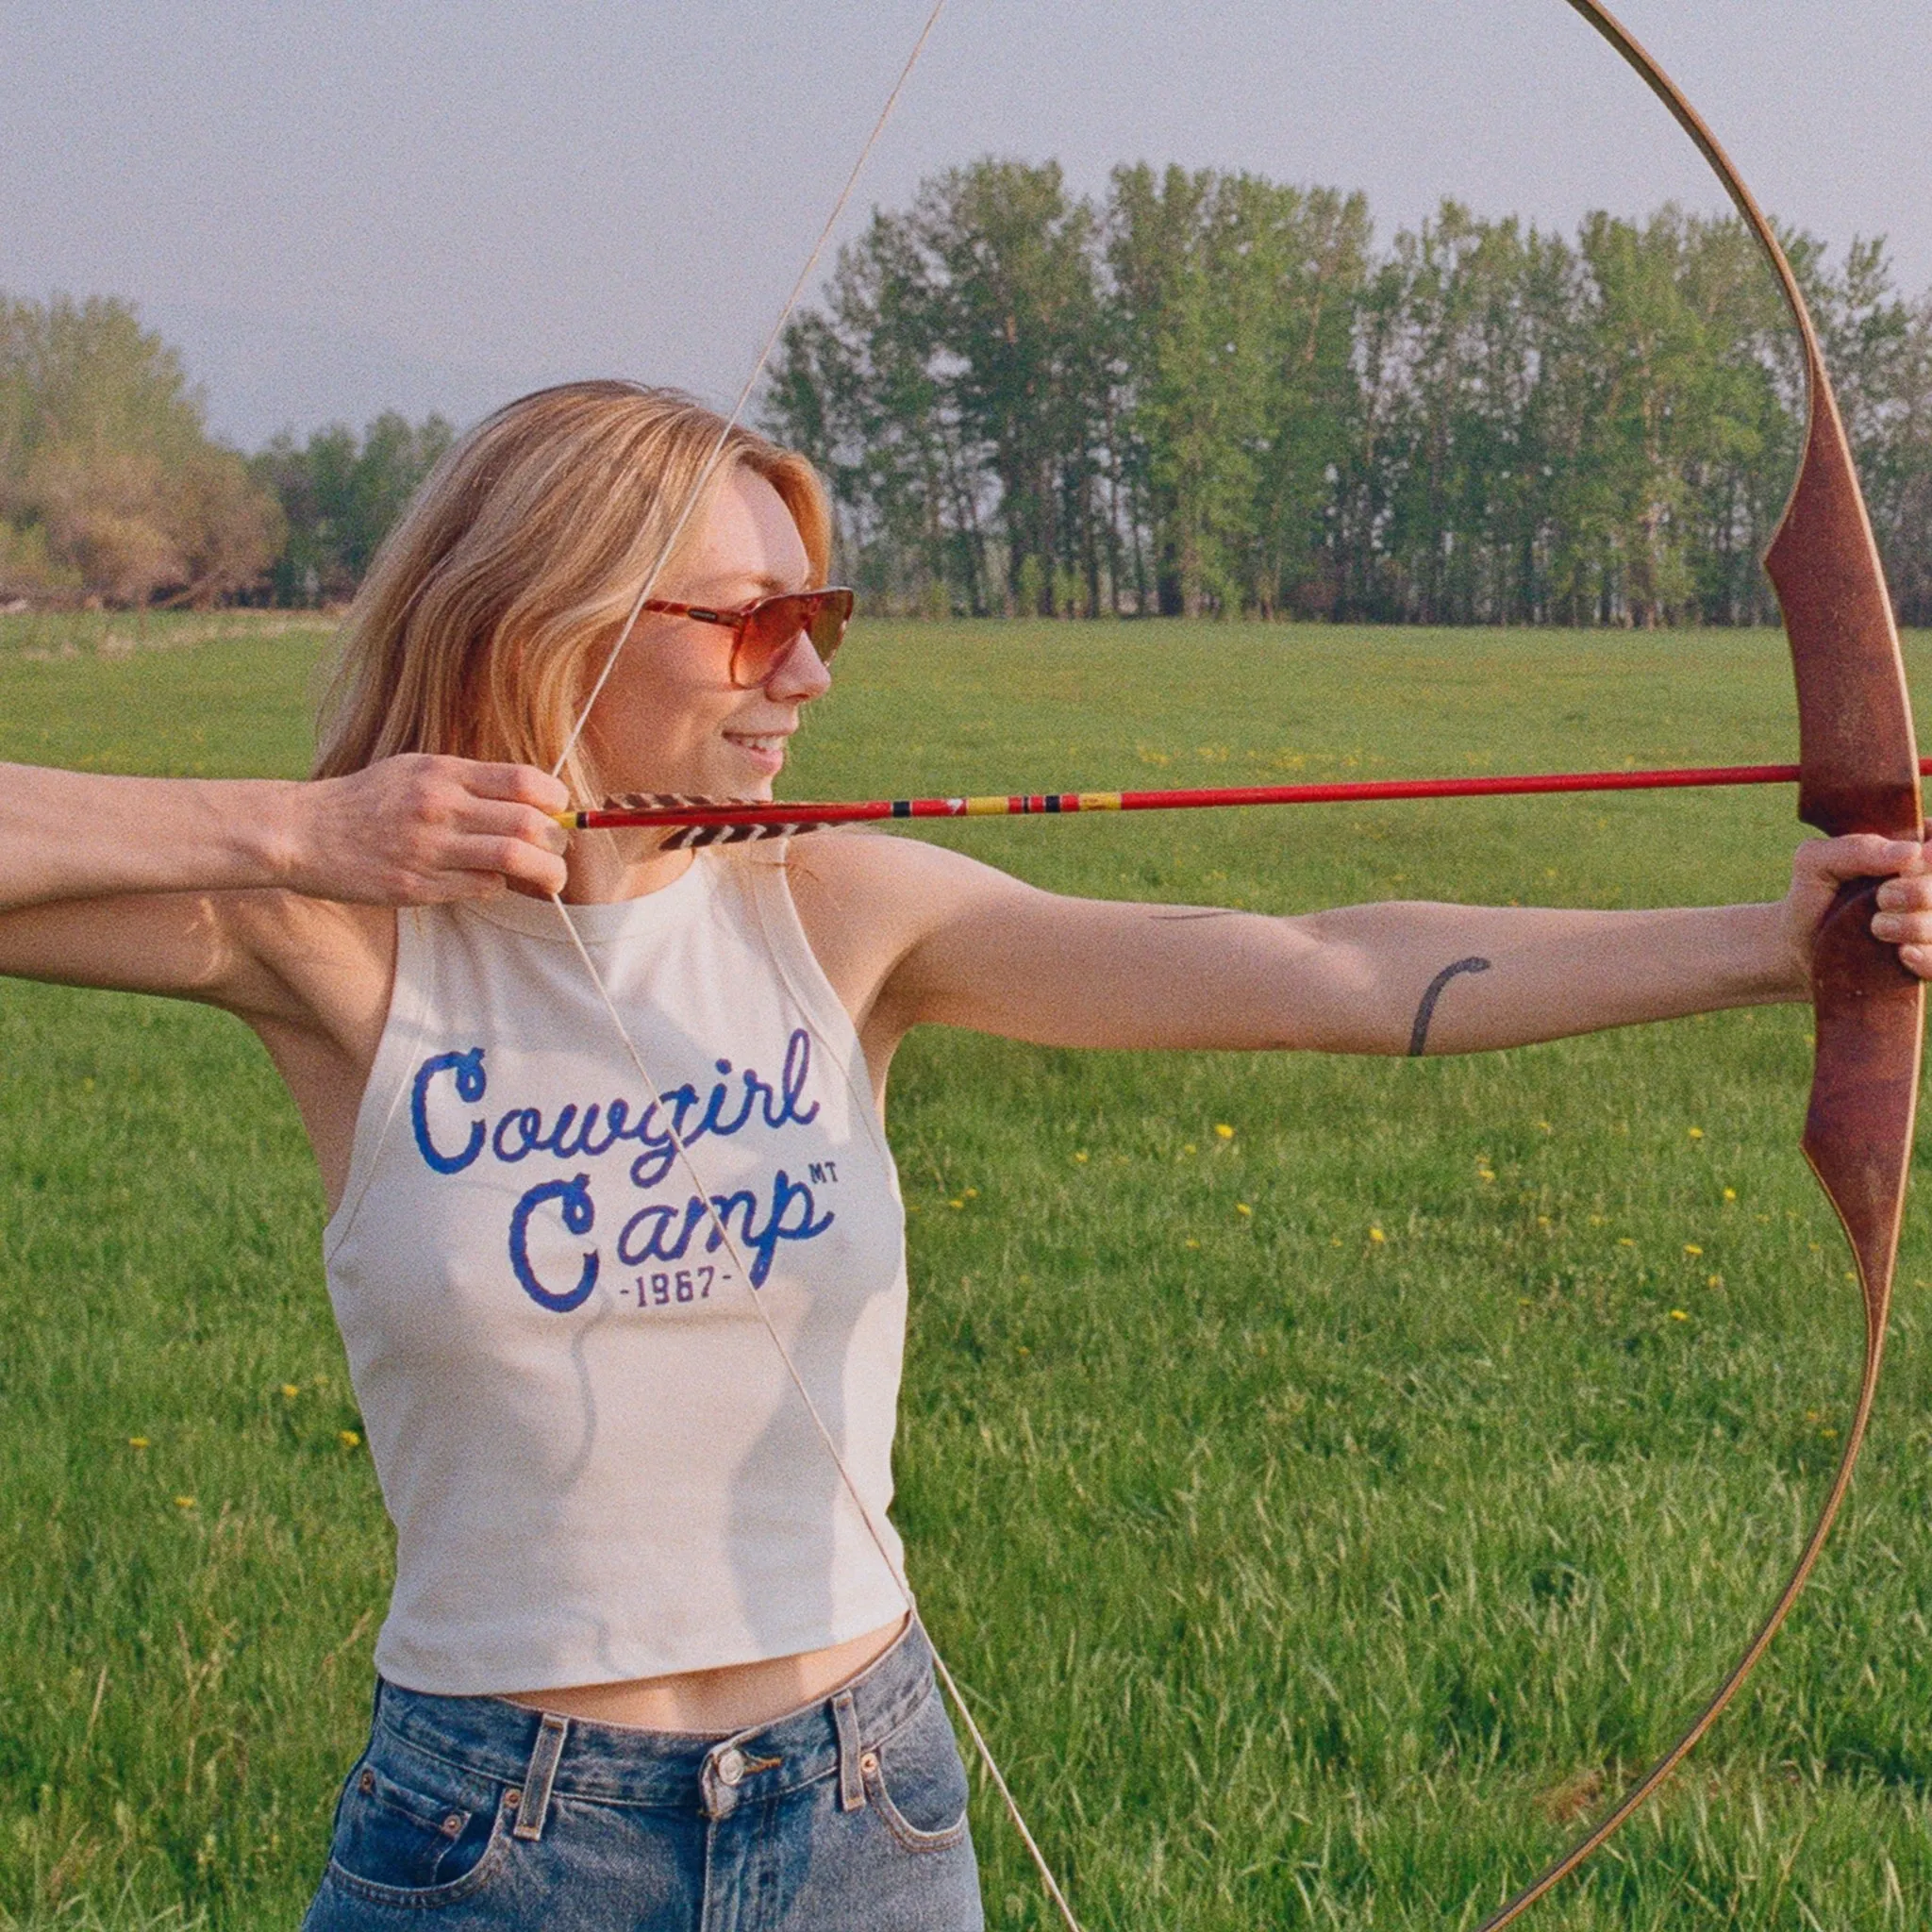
[5,611,1932,1929]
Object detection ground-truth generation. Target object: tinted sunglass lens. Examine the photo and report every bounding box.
[733,593,850,685]
[735,599,803,685]
[808,592,851,662]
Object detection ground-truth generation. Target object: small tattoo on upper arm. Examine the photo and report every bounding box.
[1408,957,1492,1058]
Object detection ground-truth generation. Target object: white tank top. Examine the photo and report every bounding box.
[323,845,911,1695]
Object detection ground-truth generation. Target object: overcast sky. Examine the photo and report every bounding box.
[3,0,1927,449]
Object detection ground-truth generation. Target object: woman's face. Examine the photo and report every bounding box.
[581,466,832,800]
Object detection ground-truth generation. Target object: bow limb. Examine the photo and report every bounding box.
[1475,8,1924,1926]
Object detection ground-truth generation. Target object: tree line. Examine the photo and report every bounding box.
[10,165,1932,627]
[762,159,1932,627]
[0,293,450,611]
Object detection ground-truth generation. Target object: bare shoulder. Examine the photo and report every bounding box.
[781,827,1024,947]
[771,829,1029,1035]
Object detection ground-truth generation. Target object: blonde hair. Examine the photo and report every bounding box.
[312,381,832,802]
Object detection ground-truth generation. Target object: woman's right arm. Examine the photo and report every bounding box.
[0,756,571,1011]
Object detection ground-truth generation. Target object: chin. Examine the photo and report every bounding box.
[723,760,783,800]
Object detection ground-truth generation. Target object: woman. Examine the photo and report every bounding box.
[3,379,1927,1931]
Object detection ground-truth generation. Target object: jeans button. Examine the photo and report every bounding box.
[716,1746,745,1788]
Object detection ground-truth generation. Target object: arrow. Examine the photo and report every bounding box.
[560,758,1932,837]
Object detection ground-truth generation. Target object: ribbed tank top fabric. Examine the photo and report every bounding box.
[323,845,911,1695]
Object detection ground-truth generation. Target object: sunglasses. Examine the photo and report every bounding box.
[641,587,855,688]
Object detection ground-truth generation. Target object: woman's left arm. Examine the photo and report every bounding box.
[834,828,1932,1059]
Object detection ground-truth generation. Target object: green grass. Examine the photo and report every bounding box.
[5,612,1932,1927]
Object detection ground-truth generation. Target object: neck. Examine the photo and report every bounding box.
[560,829,694,904]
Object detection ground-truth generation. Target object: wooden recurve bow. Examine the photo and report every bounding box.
[1477,6,1925,1924]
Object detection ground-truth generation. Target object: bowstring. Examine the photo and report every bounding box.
[542,5,1085,1924]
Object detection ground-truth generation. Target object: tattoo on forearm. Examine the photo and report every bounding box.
[1408,957,1492,1058]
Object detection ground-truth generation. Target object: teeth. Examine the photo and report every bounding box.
[730,735,785,753]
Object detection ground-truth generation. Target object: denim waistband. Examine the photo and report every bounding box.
[372,1620,934,1822]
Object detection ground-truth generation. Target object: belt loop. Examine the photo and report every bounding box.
[832,1690,866,1813]
[512,1712,569,1842]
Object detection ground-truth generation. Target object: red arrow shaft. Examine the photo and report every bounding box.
[567,758,1932,831]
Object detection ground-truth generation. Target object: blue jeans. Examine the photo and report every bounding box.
[302,1621,983,1931]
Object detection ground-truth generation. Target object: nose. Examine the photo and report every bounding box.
[760,625,833,703]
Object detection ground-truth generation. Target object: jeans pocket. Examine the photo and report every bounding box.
[864,1688,972,1853]
[326,1742,511,1907]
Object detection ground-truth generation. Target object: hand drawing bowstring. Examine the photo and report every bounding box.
[539,6,1902,1928]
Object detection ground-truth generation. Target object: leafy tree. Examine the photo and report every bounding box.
[253,410,453,605]
[0,293,283,607]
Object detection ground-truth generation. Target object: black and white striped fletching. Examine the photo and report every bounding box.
[595,794,838,851]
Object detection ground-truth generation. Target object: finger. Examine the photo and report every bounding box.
[433,834,571,895]
[1875,870,1932,911]
[1871,904,1932,941]
[1897,941,1932,982]
[1803,832,1925,884]
[450,797,573,856]
[460,761,572,814]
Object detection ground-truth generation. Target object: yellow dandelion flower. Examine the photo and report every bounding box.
[127,1436,150,1450]
[1687,1127,1705,1141]
[1214,1124,1236,1141]
[1707,1274,1722,1289]
[1477,1168,1497,1184]
[1618,1238,1636,1248]
[1588,1214,1606,1226]
[1723,1188,1737,1202]
[1235,1203,1253,1217]
[1181,1143,1197,1156]
[1369,1227,1387,1243]
[1073,1152,1089,1165]
[339,1430,361,1450]
[1535,1120,1554,1134]
[1684,1243,1704,1257]
[281,1384,300,1400]
[174,1495,196,1509]
[948,1200,964,1210]
[1669,1309,1690,1322]
[1184,1238,1200,1250]
[1537,1216,1552,1230]
[962,1188,978,1198]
